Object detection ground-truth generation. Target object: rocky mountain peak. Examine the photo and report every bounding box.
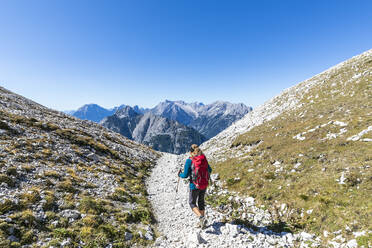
[101,109,206,154]
[115,105,140,119]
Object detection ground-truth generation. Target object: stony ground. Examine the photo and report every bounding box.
[0,86,160,247]
[147,153,315,248]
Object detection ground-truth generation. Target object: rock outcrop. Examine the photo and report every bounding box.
[101,106,206,154]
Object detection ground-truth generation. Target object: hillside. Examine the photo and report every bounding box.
[101,106,206,154]
[202,49,372,246]
[0,87,160,247]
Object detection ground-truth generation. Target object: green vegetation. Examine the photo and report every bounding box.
[357,233,372,247]
[43,170,61,179]
[42,191,57,211]
[19,188,41,208]
[110,187,132,202]
[79,197,108,215]
[0,174,15,187]
[6,167,18,176]
[57,179,79,193]
[129,208,152,224]
[0,199,18,215]
[210,53,372,240]
[21,165,35,172]
[55,128,120,159]
[0,87,160,247]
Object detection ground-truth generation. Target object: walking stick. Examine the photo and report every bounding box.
[173,168,182,207]
[176,174,180,193]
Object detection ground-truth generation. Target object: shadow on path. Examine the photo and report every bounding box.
[205,220,292,238]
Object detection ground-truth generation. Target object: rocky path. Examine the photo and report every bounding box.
[147,153,300,248]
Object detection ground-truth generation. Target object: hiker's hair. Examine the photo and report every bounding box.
[190,144,203,157]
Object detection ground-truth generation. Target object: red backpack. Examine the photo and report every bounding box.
[190,154,210,190]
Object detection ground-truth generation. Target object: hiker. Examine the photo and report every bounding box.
[178,144,212,228]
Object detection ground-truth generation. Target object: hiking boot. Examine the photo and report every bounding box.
[199,216,207,229]
[195,221,202,228]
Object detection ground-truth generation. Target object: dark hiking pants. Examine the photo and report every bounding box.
[189,188,206,210]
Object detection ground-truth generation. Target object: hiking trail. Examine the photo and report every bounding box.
[147,153,300,248]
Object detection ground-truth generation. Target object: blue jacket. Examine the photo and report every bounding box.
[179,158,212,190]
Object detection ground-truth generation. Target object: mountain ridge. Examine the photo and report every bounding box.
[101,106,206,154]
[66,100,252,139]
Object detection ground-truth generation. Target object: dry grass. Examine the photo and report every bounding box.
[211,54,372,238]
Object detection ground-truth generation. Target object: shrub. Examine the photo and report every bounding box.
[129,208,152,224]
[6,167,18,176]
[80,226,93,238]
[81,215,101,227]
[42,192,57,211]
[10,242,21,248]
[45,211,57,221]
[0,199,17,215]
[98,224,117,239]
[357,233,372,247]
[79,197,106,215]
[0,121,12,131]
[20,230,34,245]
[110,187,130,202]
[0,174,15,187]
[53,228,75,239]
[346,171,362,187]
[57,179,78,193]
[21,165,34,173]
[20,189,40,207]
[18,210,36,227]
[44,170,61,179]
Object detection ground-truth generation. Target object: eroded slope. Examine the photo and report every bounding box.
[0,86,160,247]
[202,50,372,245]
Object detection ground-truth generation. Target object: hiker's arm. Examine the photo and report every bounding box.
[208,164,212,173]
[179,159,191,178]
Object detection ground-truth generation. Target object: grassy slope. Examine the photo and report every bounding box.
[210,51,372,242]
[0,87,160,247]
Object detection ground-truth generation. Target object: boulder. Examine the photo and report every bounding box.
[210,173,220,182]
[300,231,314,241]
[124,232,133,241]
[225,223,240,237]
[346,239,358,248]
[60,210,81,220]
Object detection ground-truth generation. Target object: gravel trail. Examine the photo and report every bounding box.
[147,153,299,248]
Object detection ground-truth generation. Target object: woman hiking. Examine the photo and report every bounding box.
[178,144,212,229]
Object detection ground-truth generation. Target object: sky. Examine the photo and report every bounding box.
[0,0,371,111]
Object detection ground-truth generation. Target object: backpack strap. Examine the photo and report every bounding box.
[188,158,193,183]
[189,161,194,184]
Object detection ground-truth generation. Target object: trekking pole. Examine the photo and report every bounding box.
[173,168,182,208]
[175,176,180,194]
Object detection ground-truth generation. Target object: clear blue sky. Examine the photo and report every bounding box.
[0,0,371,111]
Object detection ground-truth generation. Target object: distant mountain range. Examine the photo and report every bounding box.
[100,106,206,154]
[152,100,252,139]
[66,100,252,139]
[65,100,251,153]
[65,104,150,123]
